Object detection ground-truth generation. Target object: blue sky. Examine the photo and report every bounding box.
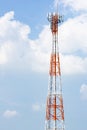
[0,0,87,130]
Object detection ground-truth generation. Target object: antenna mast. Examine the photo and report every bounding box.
[45,2,65,130]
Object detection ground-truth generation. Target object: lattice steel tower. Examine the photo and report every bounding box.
[45,12,65,130]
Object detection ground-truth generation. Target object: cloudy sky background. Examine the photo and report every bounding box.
[0,0,87,130]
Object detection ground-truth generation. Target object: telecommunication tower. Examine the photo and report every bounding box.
[45,12,65,130]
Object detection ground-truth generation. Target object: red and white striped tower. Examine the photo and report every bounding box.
[45,13,65,130]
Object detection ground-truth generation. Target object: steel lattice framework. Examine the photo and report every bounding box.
[45,13,65,130]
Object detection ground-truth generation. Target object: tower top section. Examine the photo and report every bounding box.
[48,13,63,34]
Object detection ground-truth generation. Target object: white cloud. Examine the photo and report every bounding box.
[0,42,14,64]
[0,12,51,73]
[32,103,45,112]
[61,54,87,75]
[3,110,18,118]
[32,104,41,112]
[59,14,87,54]
[80,84,87,100]
[54,0,87,11]
[0,11,87,75]
[0,11,30,66]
